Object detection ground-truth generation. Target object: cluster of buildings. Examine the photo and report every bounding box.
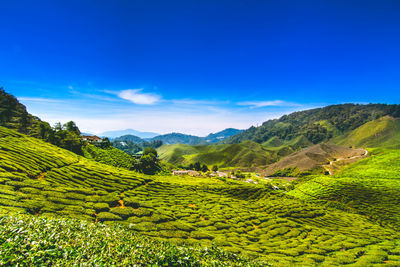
[81,135,103,143]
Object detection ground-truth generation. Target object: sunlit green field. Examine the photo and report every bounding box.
[1,126,400,265]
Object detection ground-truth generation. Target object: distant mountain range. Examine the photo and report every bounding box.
[113,128,244,145]
[204,128,243,143]
[99,129,160,139]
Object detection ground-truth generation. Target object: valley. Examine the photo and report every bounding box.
[1,89,400,265]
[2,2,400,265]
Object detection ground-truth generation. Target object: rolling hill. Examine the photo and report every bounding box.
[112,128,244,147]
[148,128,243,145]
[100,129,159,139]
[157,105,400,169]
[332,116,400,149]
[1,126,399,265]
[263,144,366,176]
[157,141,280,168]
[158,135,316,169]
[204,128,243,143]
[287,148,400,229]
[225,103,400,145]
[150,132,207,145]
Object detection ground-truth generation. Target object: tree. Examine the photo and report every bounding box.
[53,122,63,131]
[38,121,53,140]
[137,154,159,175]
[212,165,218,172]
[99,137,111,148]
[63,121,80,135]
[194,162,201,171]
[58,131,83,155]
[143,147,158,158]
[19,112,30,133]
[235,170,245,179]
[201,164,208,172]
[142,140,163,148]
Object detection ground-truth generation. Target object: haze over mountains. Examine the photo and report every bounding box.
[111,128,243,145]
[99,129,160,139]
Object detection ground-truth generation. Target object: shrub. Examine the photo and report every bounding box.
[93,202,110,212]
[97,212,122,222]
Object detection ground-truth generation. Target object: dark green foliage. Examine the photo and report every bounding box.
[270,167,299,177]
[0,214,262,266]
[150,133,207,145]
[138,154,161,175]
[0,87,44,135]
[112,139,142,155]
[63,121,80,135]
[194,162,201,171]
[143,147,158,158]
[143,139,163,148]
[226,103,400,144]
[234,170,245,179]
[201,164,208,172]
[82,144,137,170]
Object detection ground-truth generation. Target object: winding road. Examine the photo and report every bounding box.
[325,149,368,175]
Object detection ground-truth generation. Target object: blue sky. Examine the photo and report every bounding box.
[1,1,399,135]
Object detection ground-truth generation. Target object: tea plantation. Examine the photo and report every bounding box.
[1,126,400,265]
[0,213,261,266]
[288,148,400,229]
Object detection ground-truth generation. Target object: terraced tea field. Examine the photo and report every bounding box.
[0,213,261,266]
[288,148,400,228]
[1,126,400,265]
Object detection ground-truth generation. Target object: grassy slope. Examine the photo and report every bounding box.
[263,144,365,176]
[288,148,400,228]
[157,138,311,168]
[158,117,400,171]
[1,126,400,265]
[332,116,400,148]
[82,143,136,170]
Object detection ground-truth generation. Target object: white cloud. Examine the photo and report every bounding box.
[18,97,63,103]
[237,100,300,108]
[118,89,161,105]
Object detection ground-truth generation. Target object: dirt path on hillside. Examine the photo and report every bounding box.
[324,149,368,175]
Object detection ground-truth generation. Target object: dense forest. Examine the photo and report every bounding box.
[225,103,400,144]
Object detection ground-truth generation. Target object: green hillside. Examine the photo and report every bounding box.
[264,144,366,176]
[158,135,315,168]
[332,116,400,148]
[1,126,400,265]
[288,148,400,228]
[158,141,278,168]
[0,88,43,135]
[82,143,137,170]
[160,106,400,169]
[225,103,400,145]
[151,133,207,145]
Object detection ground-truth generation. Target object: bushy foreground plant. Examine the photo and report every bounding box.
[0,213,264,266]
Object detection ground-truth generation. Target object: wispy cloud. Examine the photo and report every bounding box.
[68,86,118,102]
[117,89,161,105]
[237,100,301,108]
[18,97,63,103]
